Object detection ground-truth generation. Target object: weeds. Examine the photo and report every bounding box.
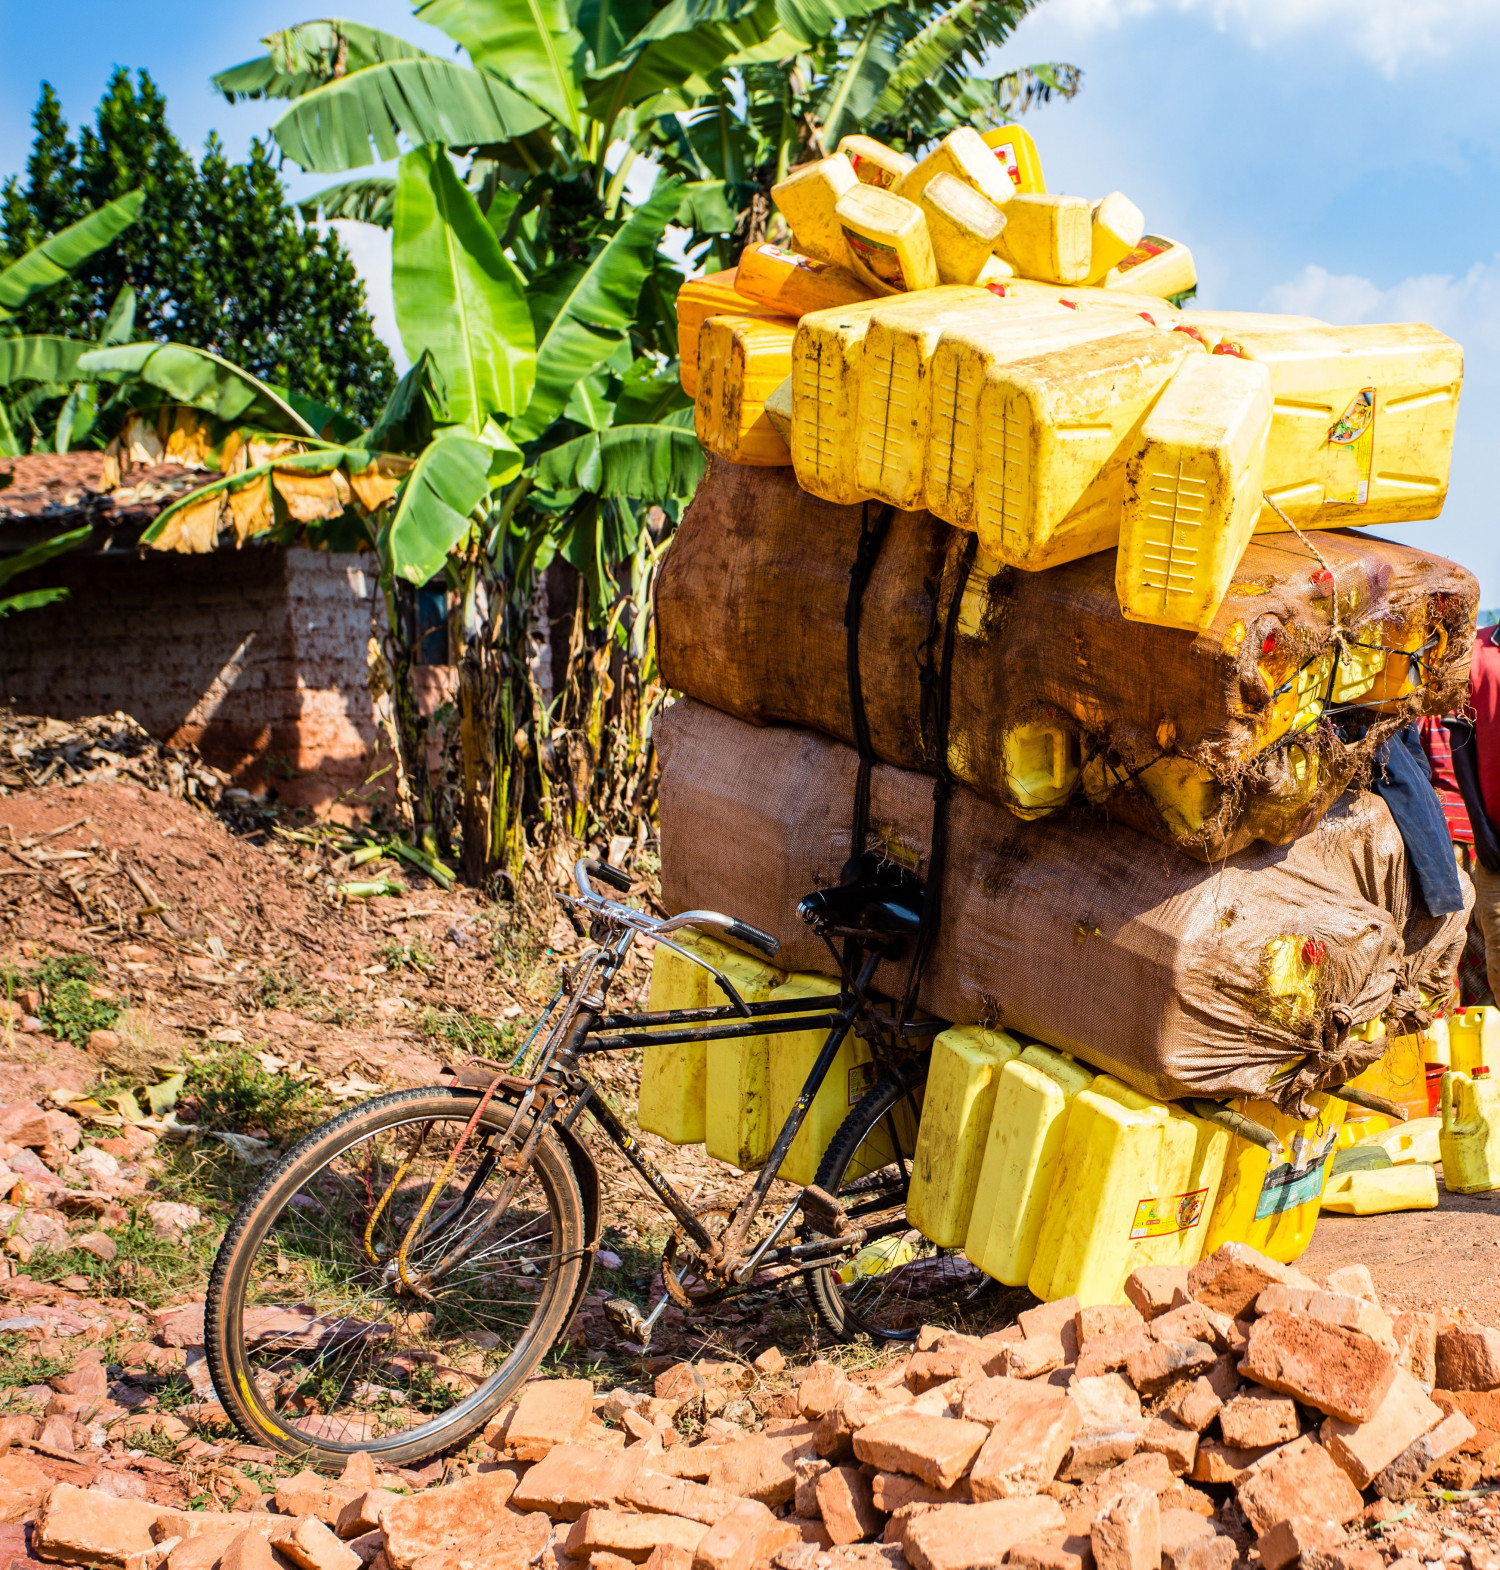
[381,937,433,974]
[28,1214,220,1309]
[417,1008,513,1058]
[250,963,323,1014]
[1,956,121,1047]
[0,1334,72,1388]
[182,1046,327,1142]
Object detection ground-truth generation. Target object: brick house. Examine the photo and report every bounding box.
[0,452,452,815]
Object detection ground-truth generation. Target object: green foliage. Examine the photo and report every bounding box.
[385,428,497,584]
[78,342,316,433]
[0,190,142,318]
[418,1007,513,1056]
[0,954,121,1046]
[0,72,395,424]
[182,1046,327,1140]
[0,523,90,618]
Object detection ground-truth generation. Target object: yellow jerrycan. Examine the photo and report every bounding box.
[764,374,793,447]
[836,134,914,191]
[1115,352,1274,633]
[854,291,1016,509]
[906,1026,1023,1247]
[924,307,1136,527]
[994,194,1093,286]
[1088,193,1146,282]
[918,172,1008,286]
[1369,1116,1442,1165]
[1202,1092,1347,1264]
[771,155,858,265]
[694,314,797,466]
[702,948,789,1170]
[1441,1068,1500,1193]
[1449,1007,1500,1075]
[1322,1164,1439,1214]
[1341,1022,1429,1129]
[1179,311,1327,347]
[1218,323,1464,531]
[1101,235,1197,299]
[639,929,726,1144]
[733,242,874,318]
[766,972,875,1187]
[896,127,1015,209]
[971,326,1199,570]
[965,1044,1095,1286]
[1424,1013,1452,1066]
[1002,718,1082,816]
[981,124,1045,194]
[1028,1078,1227,1305]
[791,288,985,504]
[835,184,939,295]
[676,269,792,396]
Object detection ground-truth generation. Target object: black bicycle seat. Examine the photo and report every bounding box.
[797,853,924,939]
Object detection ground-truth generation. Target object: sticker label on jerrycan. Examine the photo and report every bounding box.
[1254,1129,1340,1219]
[842,227,907,290]
[848,1061,879,1106]
[1129,1187,1209,1240]
[1325,386,1377,505]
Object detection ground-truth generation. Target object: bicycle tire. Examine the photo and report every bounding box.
[205,1086,585,1469]
[804,1056,1001,1342]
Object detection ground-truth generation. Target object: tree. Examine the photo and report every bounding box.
[0,72,395,427]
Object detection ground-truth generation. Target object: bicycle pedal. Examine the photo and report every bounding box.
[603,1297,653,1347]
[799,1185,852,1237]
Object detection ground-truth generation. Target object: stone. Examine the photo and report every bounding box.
[1075,1331,1154,1383]
[1139,1417,1197,1476]
[381,1473,532,1570]
[1370,1408,1477,1500]
[799,1365,855,1420]
[707,1425,817,1505]
[1020,1298,1081,1353]
[1091,1483,1159,1570]
[1187,1443,1272,1486]
[967,1388,1078,1500]
[275,1473,362,1529]
[868,1476,969,1514]
[218,1533,283,1570]
[1253,1286,1396,1352]
[903,1498,1066,1570]
[907,1350,984,1393]
[1063,1377,1148,1482]
[1062,1432,1146,1483]
[0,1103,51,1149]
[1077,1308,1147,1349]
[815,1469,882,1546]
[1239,1311,1397,1422]
[34,1483,164,1566]
[1068,1376,1142,1429]
[1391,1314,1437,1393]
[623,1473,745,1528]
[567,1512,707,1565]
[1434,1387,1500,1450]
[690,1500,795,1570]
[796,1459,833,1519]
[514,1447,623,1520]
[1322,1266,1378,1305]
[657,1365,706,1407]
[144,1201,202,1240]
[755,1348,787,1376]
[1146,1305,1214,1347]
[335,1492,402,1540]
[271,1519,361,1570]
[75,1231,118,1263]
[1125,1268,1190,1322]
[1435,1325,1500,1392]
[510,1379,596,1460]
[1233,1438,1364,1536]
[1321,1369,1443,1489]
[1157,1511,1212,1560]
[852,1415,990,1491]
[1186,1244,1306,1320]
[1122,1340,1216,1397]
[1218,1388,1300,1449]
[1159,1380,1221,1434]
[1255,1517,1346,1570]
[1155,1485,1213,1521]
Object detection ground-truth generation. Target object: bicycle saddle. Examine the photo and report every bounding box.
[797,852,924,940]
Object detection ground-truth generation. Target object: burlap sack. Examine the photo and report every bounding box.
[654,699,1469,1112]
[656,459,1477,861]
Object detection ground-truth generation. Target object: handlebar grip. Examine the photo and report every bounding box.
[584,859,632,893]
[727,920,780,958]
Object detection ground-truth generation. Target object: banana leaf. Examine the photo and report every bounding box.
[0,191,144,318]
[418,0,586,135]
[298,177,397,228]
[77,342,316,435]
[215,20,434,101]
[385,428,494,584]
[534,421,703,499]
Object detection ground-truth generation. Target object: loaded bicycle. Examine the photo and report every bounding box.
[204,853,987,1468]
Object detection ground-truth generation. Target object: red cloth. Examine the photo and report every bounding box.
[1420,714,1473,844]
[1472,625,1500,830]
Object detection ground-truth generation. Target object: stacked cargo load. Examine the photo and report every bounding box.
[642,114,1479,1298]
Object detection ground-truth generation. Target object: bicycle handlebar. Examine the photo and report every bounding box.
[580,858,632,893]
[724,920,780,958]
[572,859,780,959]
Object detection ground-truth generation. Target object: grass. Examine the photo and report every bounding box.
[1,955,121,1047]
[182,1045,328,1142]
[417,1007,514,1059]
[0,1334,73,1389]
[27,1212,223,1310]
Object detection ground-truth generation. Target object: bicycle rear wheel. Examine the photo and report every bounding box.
[804,1056,1009,1341]
[205,1087,585,1468]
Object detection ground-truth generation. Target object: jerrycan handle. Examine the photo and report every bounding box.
[1441,1068,1465,1127]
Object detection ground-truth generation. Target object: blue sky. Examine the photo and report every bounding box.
[4,0,1499,599]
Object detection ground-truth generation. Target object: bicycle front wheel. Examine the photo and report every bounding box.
[804,1056,1007,1342]
[205,1087,586,1468]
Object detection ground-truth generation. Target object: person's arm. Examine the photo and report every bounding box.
[1444,717,1500,872]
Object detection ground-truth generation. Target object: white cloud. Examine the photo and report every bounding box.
[1259,258,1500,348]
[328,220,409,375]
[1037,0,1500,75]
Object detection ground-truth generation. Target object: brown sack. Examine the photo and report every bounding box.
[655,459,1477,861]
[654,699,1469,1111]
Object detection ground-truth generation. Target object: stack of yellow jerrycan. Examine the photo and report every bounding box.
[639,929,917,1178]
[681,114,1462,633]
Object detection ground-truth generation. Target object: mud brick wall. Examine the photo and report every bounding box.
[0,545,393,813]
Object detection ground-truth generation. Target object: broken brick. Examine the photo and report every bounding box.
[509,1380,596,1461]
[1139,1416,1197,1476]
[798,1365,855,1421]
[869,1475,969,1514]
[903,1498,1066,1570]
[1091,1484,1159,1570]
[622,1472,742,1527]
[815,1468,882,1546]
[1371,1408,1477,1500]
[690,1499,795,1570]
[335,1492,402,1540]
[1077,1307,1147,1349]
[270,1519,360,1570]
[1187,1442,1272,1486]
[1322,1266,1378,1304]
[795,1459,832,1520]
[1122,1339,1216,1396]
[852,1415,989,1491]
[1006,1538,1093,1570]
[35,1483,164,1567]
[1234,1437,1363,1536]
[1435,1325,1500,1392]
[1125,1268,1190,1321]
[1253,1286,1396,1352]
[1239,1310,1397,1422]
[1075,1331,1154,1383]
[1392,1314,1437,1393]
[1218,1387,1299,1449]
[1321,1369,1443,1489]
[1159,1379,1221,1434]
[967,1387,1078,1500]
[1186,1244,1306,1320]
[381,1472,534,1570]
[566,1511,707,1565]
[708,1426,817,1506]
[1255,1517,1346,1570]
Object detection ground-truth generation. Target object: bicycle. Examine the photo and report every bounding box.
[204,854,1000,1468]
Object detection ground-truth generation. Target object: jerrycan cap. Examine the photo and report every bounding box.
[1475,1066,1491,1078]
